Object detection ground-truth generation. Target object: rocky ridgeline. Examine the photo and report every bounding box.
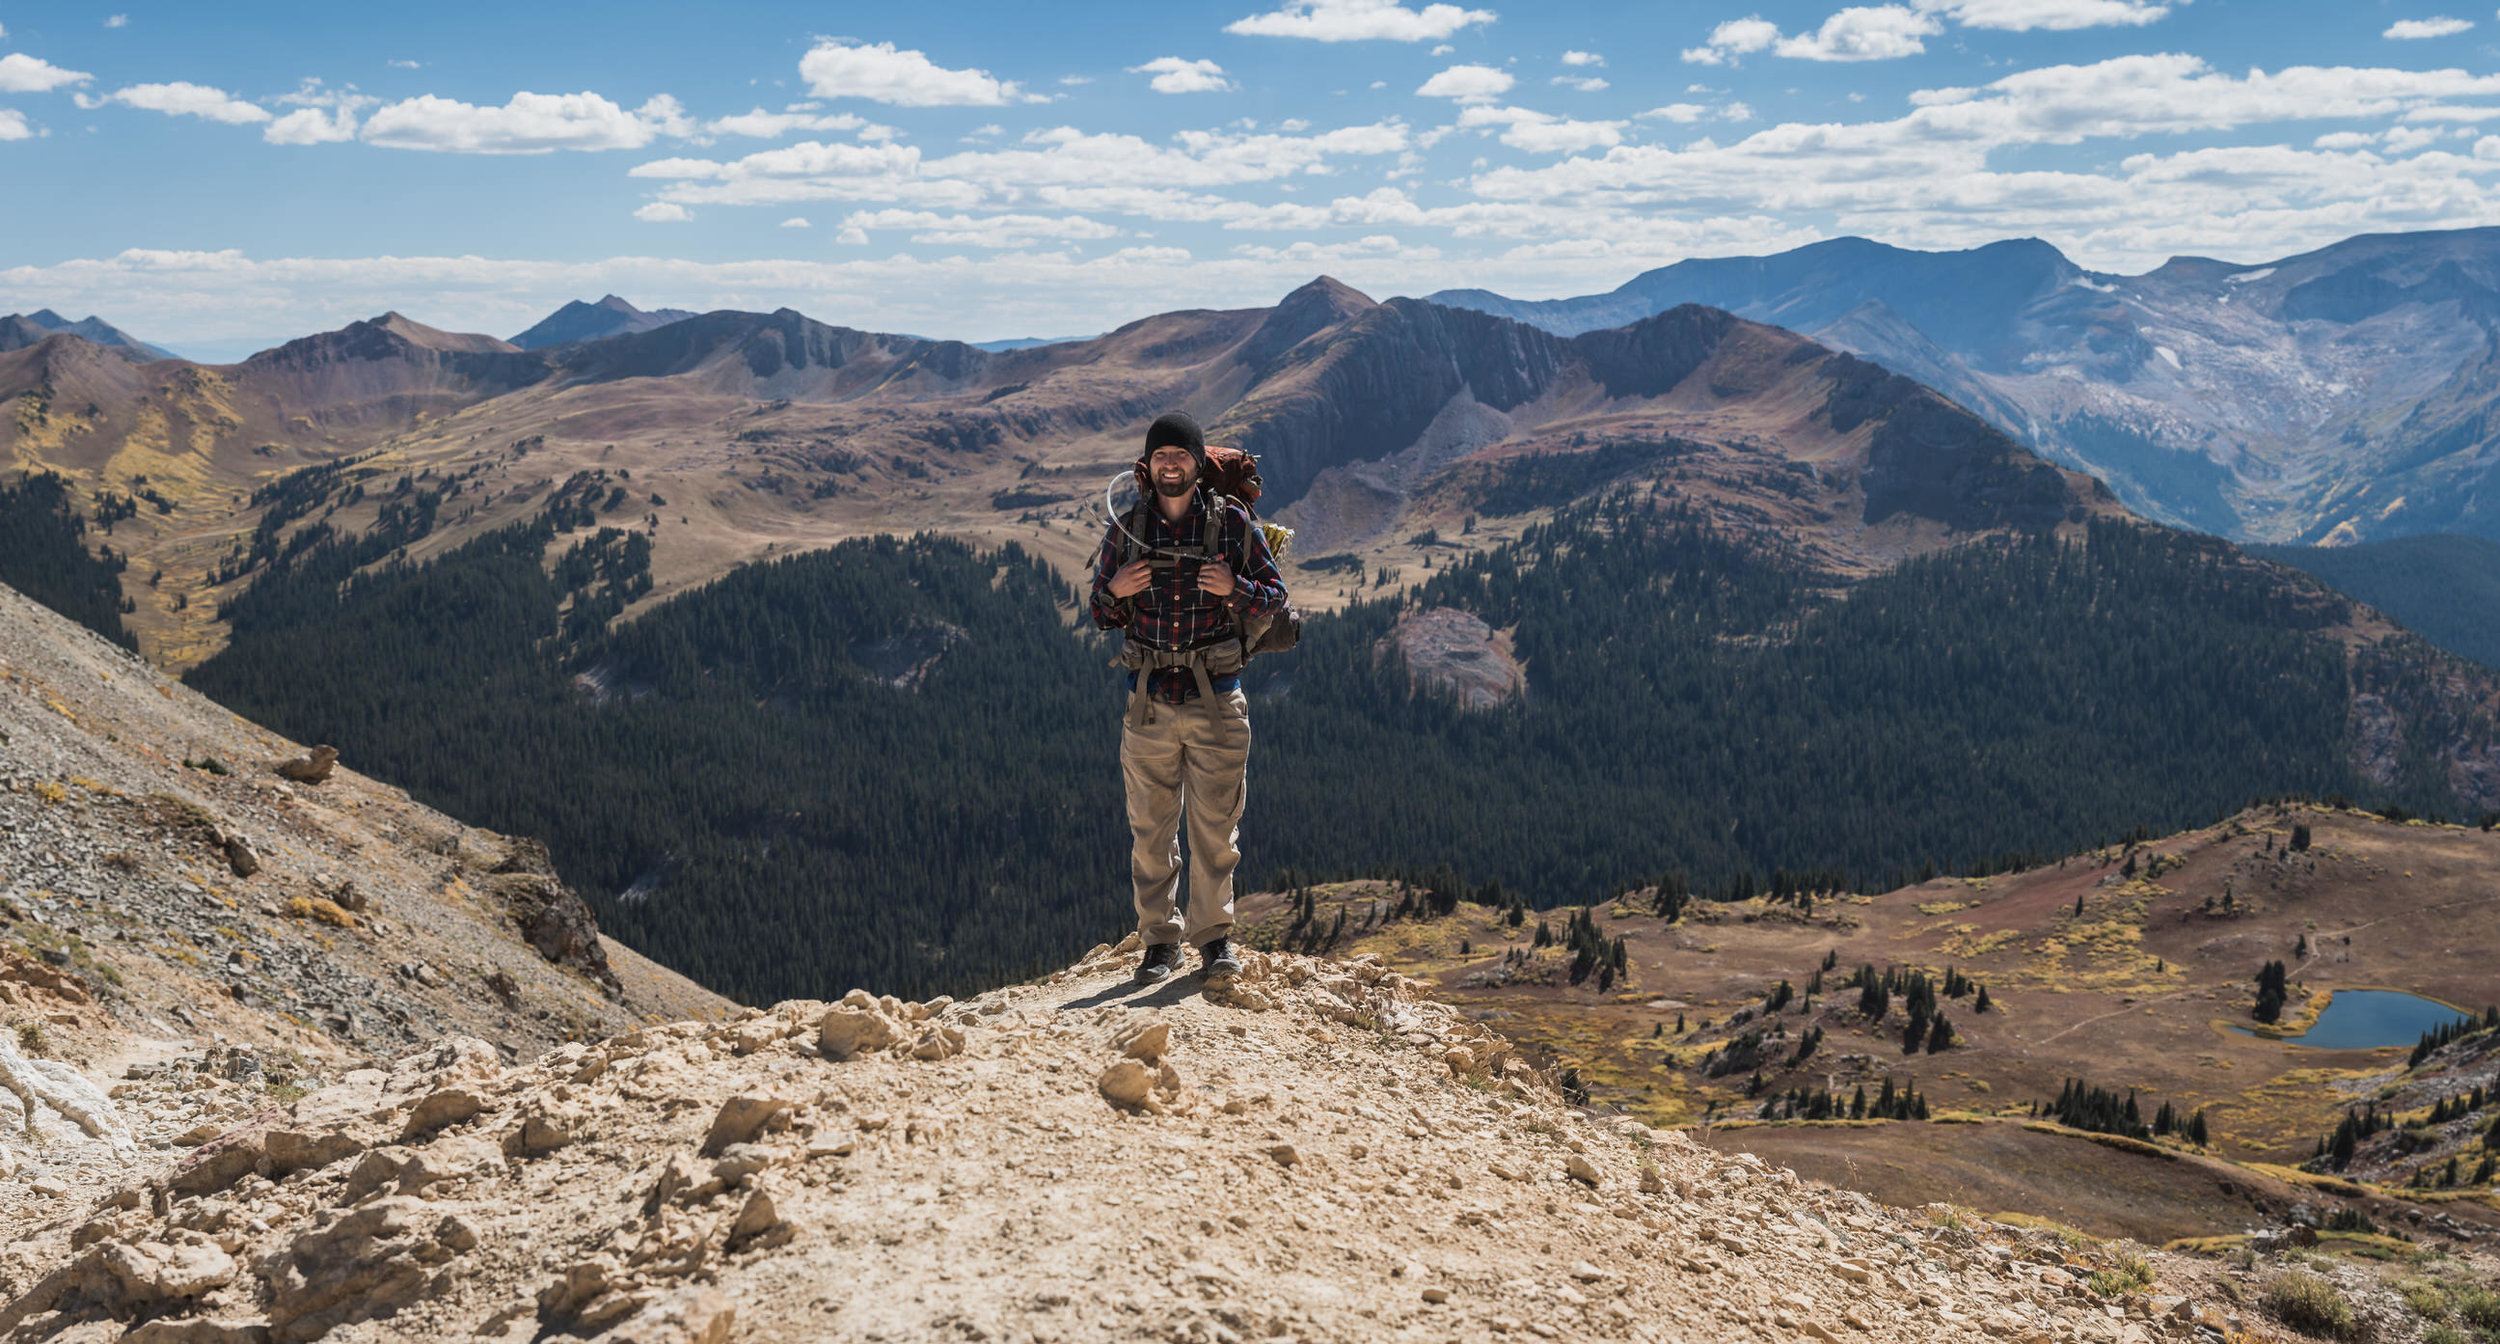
[0,934,2344,1344]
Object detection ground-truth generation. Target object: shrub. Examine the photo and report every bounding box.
[2088,1249,2156,1296]
[2456,1285,2500,1332]
[2262,1273,2360,1340]
[2396,1278,2448,1318]
[280,896,356,928]
[15,1022,45,1056]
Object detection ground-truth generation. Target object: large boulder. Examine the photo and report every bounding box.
[486,840,620,992]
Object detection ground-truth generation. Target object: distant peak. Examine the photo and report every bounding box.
[1282,275,1377,312]
[28,309,68,327]
[593,295,644,315]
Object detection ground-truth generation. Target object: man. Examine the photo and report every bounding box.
[1089,411,1289,985]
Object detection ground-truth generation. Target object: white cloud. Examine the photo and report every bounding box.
[835,226,870,244]
[1551,76,1609,91]
[837,209,1121,247]
[1912,0,2175,30]
[1682,17,1780,65]
[1686,7,1942,64]
[634,122,1410,215]
[0,53,93,93]
[798,40,1031,106]
[264,106,360,145]
[780,216,812,228]
[1456,104,1626,152]
[2403,104,2500,122]
[0,109,31,141]
[634,202,692,222]
[1561,50,1604,66]
[388,59,421,70]
[2384,16,2474,39]
[1231,233,1436,262]
[262,79,375,143]
[1641,103,1711,122]
[1129,57,1236,94]
[2382,124,2441,153]
[705,107,876,139]
[103,13,128,27]
[1776,6,1942,61]
[1059,75,1093,86]
[1416,63,1514,103]
[1226,0,1496,42]
[1430,43,1455,55]
[103,82,271,124]
[360,91,686,153]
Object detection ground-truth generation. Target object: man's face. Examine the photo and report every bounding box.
[1149,446,1198,498]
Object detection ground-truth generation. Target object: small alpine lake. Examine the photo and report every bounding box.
[2232,988,2475,1050]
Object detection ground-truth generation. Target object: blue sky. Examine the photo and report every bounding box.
[5,0,2500,358]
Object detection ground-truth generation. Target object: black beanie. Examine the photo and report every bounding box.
[1141,411,1208,473]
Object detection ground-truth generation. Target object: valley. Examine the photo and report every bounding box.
[1235,804,2500,1245]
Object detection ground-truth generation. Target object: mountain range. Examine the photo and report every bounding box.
[1431,228,2500,549]
[0,308,175,362]
[0,275,2123,670]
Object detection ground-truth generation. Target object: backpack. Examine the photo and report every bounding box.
[1109,448,1302,723]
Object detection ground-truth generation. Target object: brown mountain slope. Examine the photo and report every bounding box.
[1233,805,2500,1247]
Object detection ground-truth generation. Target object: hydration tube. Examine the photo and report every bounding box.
[1101,468,1296,563]
[1102,470,1193,562]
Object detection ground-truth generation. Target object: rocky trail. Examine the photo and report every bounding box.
[5,930,2456,1344]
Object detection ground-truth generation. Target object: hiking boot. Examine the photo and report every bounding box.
[1198,937,1241,983]
[1136,941,1183,984]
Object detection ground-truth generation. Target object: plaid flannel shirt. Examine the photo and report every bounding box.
[1089,490,1289,704]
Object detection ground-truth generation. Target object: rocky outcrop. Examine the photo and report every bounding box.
[274,746,338,785]
[1376,606,1527,711]
[485,841,620,993]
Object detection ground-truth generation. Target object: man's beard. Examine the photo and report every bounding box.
[1153,472,1196,498]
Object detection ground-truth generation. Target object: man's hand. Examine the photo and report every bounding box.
[1196,561,1237,598]
[1107,559,1154,600]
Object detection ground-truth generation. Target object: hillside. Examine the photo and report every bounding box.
[0,575,729,1202]
[1236,804,2500,1247]
[2249,534,2500,671]
[1,931,2479,1343]
[1429,229,2500,548]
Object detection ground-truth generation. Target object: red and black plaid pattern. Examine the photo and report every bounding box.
[1089,491,1288,704]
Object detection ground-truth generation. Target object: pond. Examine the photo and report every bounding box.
[2237,989,2475,1050]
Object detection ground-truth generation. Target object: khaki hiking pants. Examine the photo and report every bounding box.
[1122,686,1250,948]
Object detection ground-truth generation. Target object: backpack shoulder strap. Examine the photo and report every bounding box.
[1120,498,1153,566]
[1202,491,1230,557]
